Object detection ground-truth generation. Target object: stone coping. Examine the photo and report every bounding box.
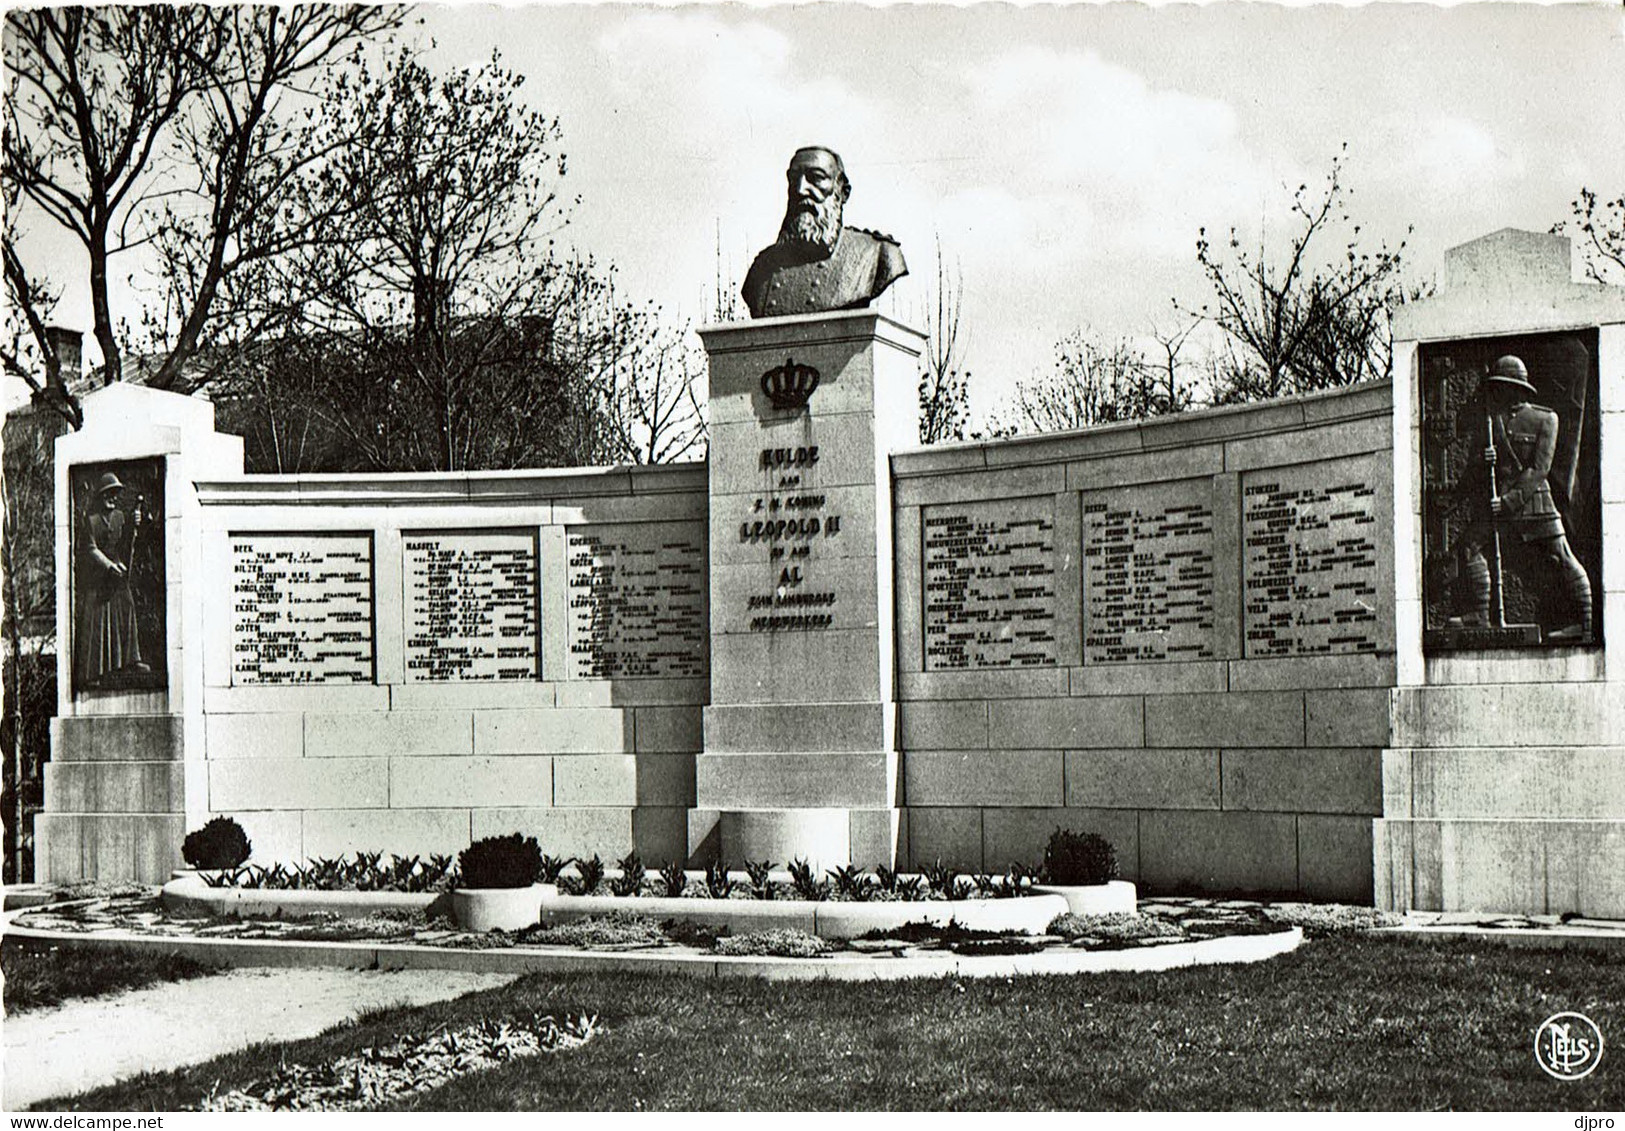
[0,921,1305,981]
[160,873,1095,939]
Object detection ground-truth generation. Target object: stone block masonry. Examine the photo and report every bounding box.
[38,231,1623,911]
[892,381,1397,900]
[40,396,711,880]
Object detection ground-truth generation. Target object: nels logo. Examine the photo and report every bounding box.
[1535,1012,1604,1080]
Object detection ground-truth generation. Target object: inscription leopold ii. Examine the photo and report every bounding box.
[741,445,843,632]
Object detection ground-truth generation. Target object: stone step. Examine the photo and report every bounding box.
[1374,817,1625,918]
[695,751,898,809]
[716,808,902,872]
[44,760,186,814]
[1392,682,1624,748]
[1384,746,1625,819]
[34,813,186,883]
[51,714,183,762]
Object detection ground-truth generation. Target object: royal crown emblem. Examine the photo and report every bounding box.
[760,356,820,411]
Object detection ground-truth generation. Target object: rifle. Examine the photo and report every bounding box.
[1485,411,1505,628]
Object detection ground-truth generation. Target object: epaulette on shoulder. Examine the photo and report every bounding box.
[850,226,899,245]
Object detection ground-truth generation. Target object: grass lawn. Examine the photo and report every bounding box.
[37,933,1625,1111]
[1,936,220,1014]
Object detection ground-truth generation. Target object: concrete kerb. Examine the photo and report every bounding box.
[160,873,1082,939]
[1373,923,1625,955]
[162,878,446,921]
[0,920,1306,981]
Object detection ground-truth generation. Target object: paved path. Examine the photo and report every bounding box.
[4,966,517,1110]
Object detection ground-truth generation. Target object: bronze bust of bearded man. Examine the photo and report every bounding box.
[742,146,907,318]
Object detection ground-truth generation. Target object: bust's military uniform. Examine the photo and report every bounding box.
[1455,356,1593,641]
[742,227,907,318]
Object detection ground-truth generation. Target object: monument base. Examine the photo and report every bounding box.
[36,714,187,883]
[1376,681,1625,917]
[1424,625,1543,650]
[696,310,924,878]
[689,806,901,871]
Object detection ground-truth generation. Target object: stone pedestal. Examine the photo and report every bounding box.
[693,310,925,869]
[36,385,243,882]
[1377,229,1625,915]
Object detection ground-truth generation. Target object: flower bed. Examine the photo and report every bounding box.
[22,889,1315,977]
[163,870,1079,939]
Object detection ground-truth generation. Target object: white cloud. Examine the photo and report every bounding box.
[946,47,1273,266]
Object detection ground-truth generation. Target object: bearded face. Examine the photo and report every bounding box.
[776,152,846,255]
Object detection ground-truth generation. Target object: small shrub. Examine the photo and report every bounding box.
[828,863,871,900]
[457,834,543,890]
[572,854,606,895]
[182,817,252,870]
[1049,912,1182,943]
[385,854,421,889]
[659,860,688,898]
[949,877,974,901]
[745,860,775,900]
[705,858,736,899]
[538,855,571,884]
[714,928,832,958]
[421,854,457,891]
[535,912,664,949]
[1002,862,1035,898]
[896,875,925,901]
[610,852,645,897]
[1042,828,1119,886]
[661,918,726,948]
[972,873,998,898]
[875,864,899,893]
[787,858,827,901]
[307,857,345,889]
[924,859,956,896]
[1261,903,1402,936]
[351,851,385,890]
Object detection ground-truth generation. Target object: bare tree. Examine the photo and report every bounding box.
[1142,315,1200,416]
[1187,145,1410,404]
[2,173,81,428]
[1,413,60,882]
[1554,187,1625,286]
[918,235,970,445]
[4,5,404,390]
[202,48,666,474]
[598,302,707,465]
[996,330,1153,435]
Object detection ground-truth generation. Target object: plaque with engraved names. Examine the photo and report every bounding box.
[1243,457,1383,657]
[567,522,707,679]
[231,533,374,684]
[923,497,1057,670]
[404,530,538,682]
[1083,482,1215,663]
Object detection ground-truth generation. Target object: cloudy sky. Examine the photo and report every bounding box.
[19,2,1625,422]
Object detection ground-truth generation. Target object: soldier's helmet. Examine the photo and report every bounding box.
[94,471,125,496]
[1486,355,1536,396]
